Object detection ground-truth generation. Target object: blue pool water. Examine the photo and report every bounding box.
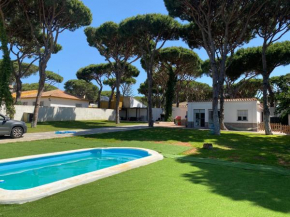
[0,148,150,190]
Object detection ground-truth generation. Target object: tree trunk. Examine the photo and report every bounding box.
[164,68,176,121]
[147,68,154,127]
[15,76,22,104]
[219,86,227,130]
[97,86,103,108]
[218,52,228,131]
[108,86,115,109]
[176,88,180,108]
[261,45,273,135]
[267,83,275,107]
[115,73,121,124]
[156,89,162,109]
[211,62,220,135]
[31,62,46,128]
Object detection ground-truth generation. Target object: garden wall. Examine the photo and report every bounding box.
[152,108,163,121]
[172,107,187,119]
[2,105,116,122]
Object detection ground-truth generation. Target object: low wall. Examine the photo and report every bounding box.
[152,108,163,121]
[187,121,258,131]
[224,123,258,131]
[4,106,116,122]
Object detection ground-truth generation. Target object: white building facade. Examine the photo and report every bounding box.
[187,98,263,131]
[16,90,89,108]
[20,97,89,108]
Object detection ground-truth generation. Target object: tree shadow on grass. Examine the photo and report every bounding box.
[81,127,290,168]
[31,120,145,130]
[82,127,288,145]
[176,157,290,214]
[81,127,210,143]
[36,120,112,129]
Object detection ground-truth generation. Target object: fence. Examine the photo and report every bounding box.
[258,122,290,134]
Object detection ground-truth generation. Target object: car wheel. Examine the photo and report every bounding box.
[11,127,24,139]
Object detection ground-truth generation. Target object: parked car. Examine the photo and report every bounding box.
[0,114,27,138]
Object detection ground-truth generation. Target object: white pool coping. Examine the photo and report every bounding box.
[0,147,163,204]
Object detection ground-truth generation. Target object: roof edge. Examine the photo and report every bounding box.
[188,98,259,103]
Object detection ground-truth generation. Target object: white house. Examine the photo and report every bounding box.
[187,98,263,131]
[14,89,90,108]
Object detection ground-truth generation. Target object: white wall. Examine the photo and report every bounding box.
[187,102,213,123]
[127,109,148,121]
[288,114,290,126]
[187,101,258,123]
[257,110,261,123]
[20,97,89,108]
[20,98,49,107]
[152,108,163,121]
[123,97,147,108]
[6,106,115,122]
[49,98,89,108]
[257,105,263,123]
[172,107,187,119]
[13,106,35,121]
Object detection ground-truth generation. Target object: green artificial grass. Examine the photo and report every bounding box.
[0,159,289,217]
[0,128,289,217]
[83,128,290,169]
[166,154,290,176]
[25,120,145,133]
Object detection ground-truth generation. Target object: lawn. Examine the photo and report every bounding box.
[0,128,289,217]
[25,120,145,133]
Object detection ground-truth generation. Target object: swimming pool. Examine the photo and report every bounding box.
[0,148,163,204]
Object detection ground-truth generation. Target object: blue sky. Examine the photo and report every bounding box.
[20,0,290,96]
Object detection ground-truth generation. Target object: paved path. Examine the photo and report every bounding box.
[154,121,185,128]
[0,125,148,144]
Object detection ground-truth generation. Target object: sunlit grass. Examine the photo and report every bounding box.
[0,128,289,217]
[25,120,145,133]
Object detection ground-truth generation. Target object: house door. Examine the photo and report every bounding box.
[194,109,205,128]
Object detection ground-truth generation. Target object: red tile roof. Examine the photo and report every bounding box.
[17,89,89,101]
[172,102,188,107]
[190,98,258,103]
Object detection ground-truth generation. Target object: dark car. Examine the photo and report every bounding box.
[0,114,27,138]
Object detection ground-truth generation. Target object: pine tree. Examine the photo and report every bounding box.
[0,19,15,117]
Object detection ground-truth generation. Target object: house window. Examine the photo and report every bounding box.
[76,104,82,108]
[238,110,248,121]
[22,102,28,106]
[33,102,44,106]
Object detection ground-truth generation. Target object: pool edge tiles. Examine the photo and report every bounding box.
[0,148,163,204]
